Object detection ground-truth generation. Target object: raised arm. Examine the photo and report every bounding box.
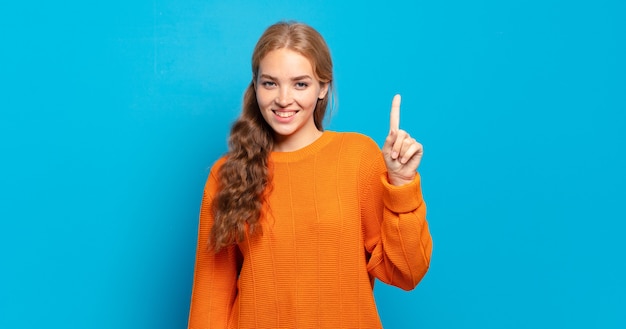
[363,94,432,290]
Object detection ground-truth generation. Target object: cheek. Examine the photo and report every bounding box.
[256,89,273,107]
[300,90,321,108]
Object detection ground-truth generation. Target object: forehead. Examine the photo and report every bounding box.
[258,48,315,77]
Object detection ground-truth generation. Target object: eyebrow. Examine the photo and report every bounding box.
[259,74,313,81]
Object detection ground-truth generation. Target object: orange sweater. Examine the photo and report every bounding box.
[188,131,432,329]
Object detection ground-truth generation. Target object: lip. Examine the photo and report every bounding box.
[272,110,299,123]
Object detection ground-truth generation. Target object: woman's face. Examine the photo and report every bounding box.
[255,48,329,152]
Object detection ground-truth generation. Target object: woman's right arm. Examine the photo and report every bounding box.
[188,166,240,329]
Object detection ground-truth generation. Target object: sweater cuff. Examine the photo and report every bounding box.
[381,173,423,213]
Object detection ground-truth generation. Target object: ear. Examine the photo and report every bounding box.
[318,81,330,100]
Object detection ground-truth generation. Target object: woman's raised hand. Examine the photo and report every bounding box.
[381,94,424,186]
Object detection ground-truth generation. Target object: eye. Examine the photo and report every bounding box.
[261,81,276,88]
[295,82,308,89]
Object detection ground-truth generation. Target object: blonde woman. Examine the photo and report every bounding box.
[188,21,432,328]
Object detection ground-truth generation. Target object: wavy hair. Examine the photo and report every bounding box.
[210,21,334,252]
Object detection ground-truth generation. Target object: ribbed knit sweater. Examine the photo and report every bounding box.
[188,131,432,329]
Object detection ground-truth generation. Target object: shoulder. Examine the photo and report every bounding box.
[205,156,228,179]
[200,155,231,197]
[332,131,380,154]
[331,131,377,145]
[209,156,228,173]
[205,156,228,188]
[328,132,383,174]
[329,132,385,187]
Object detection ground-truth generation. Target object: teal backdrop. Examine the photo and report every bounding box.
[1,1,625,328]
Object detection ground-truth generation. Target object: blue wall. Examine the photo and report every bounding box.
[1,1,624,328]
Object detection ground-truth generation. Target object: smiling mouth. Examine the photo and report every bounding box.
[273,110,298,118]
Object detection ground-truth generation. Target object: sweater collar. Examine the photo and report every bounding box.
[270,131,336,163]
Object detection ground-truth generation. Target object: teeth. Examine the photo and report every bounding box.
[275,111,296,118]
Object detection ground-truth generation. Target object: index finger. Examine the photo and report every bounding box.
[389,94,401,132]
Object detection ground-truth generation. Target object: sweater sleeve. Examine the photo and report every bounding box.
[361,146,432,291]
[188,162,241,329]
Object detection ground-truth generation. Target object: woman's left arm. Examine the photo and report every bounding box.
[363,94,432,290]
[363,169,432,290]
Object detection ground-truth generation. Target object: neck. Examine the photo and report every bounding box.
[273,129,323,152]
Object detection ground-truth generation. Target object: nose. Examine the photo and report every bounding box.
[275,87,293,107]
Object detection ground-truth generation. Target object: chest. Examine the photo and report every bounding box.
[252,162,364,250]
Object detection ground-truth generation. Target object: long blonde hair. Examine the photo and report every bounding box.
[210,21,334,252]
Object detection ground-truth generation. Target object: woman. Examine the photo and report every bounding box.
[188,21,432,328]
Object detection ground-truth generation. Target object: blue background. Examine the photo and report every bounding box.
[1,1,624,328]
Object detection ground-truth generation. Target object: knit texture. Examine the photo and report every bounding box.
[188,131,432,329]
